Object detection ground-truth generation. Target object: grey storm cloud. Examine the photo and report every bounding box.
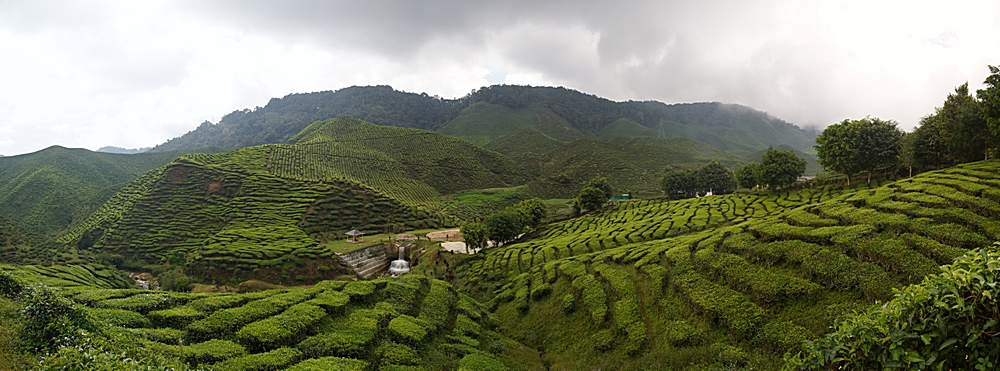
[185,0,985,129]
[0,0,998,156]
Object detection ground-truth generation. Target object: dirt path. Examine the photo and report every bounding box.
[425,229,461,240]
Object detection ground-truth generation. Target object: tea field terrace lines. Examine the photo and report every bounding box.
[472,186,852,278]
[64,148,453,284]
[19,275,541,370]
[463,160,1000,369]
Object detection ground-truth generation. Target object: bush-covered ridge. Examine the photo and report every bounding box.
[0,145,222,236]
[451,160,1000,370]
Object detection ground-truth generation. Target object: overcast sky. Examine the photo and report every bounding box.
[1,0,999,156]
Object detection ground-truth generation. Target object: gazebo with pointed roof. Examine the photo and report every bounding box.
[346,229,365,243]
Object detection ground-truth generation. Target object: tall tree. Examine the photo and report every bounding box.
[460,222,489,253]
[584,177,614,199]
[575,187,608,213]
[755,147,807,190]
[815,117,903,185]
[978,65,1000,156]
[513,198,548,231]
[661,169,696,199]
[696,161,736,194]
[484,211,521,246]
[735,162,759,190]
[910,117,950,171]
[899,132,916,178]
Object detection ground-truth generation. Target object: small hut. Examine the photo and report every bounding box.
[346,229,365,243]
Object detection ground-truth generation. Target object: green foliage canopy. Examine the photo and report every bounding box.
[815,117,902,184]
[460,222,489,253]
[756,147,807,190]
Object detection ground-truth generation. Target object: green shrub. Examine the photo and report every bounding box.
[187,289,314,341]
[343,281,376,299]
[210,347,302,371]
[453,314,482,337]
[761,320,812,352]
[695,250,820,302]
[20,284,95,353]
[297,327,376,359]
[418,280,454,329]
[561,294,576,313]
[147,305,204,328]
[592,329,615,351]
[86,308,150,328]
[529,283,551,300]
[389,315,430,345]
[186,294,247,312]
[900,232,967,264]
[94,293,182,314]
[786,245,1000,370]
[184,339,246,364]
[307,290,350,314]
[674,272,764,337]
[284,356,368,371]
[665,320,704,346]
[125,327,185,345]
[558,260,587,278]
[457,352,506,371]
[0,270,23,299]
[381,365,426,371]
[236,303,327,350]
[378,341,419,366]
[572,275,607,325]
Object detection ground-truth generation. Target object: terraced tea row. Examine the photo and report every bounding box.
[455,160,1000,370]
[469,184,868,278]
[8,274,542,371]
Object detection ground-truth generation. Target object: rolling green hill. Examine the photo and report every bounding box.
[0,146,222,236]
[485,129,745,196]
[449,159,1000,369]
[151,85,817,156]
[62,117,527,284]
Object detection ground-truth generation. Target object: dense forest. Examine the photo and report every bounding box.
[151,85,818,154]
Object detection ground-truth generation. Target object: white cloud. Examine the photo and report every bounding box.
[1,0,999,156]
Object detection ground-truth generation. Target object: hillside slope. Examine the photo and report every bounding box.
[452,160,1000,370]
[485,129,744,195]
[0,146,221,236]
[63,118,525,284]
[151,85,817,155]
[0,270,544,371]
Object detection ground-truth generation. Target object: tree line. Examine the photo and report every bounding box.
[815,65,1000,183]
[460,198,549,252]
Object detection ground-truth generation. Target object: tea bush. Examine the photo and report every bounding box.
[210,347,302,371]
[284,356,368,371]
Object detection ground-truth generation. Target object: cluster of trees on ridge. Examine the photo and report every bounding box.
[659,148,808,199]
[815,65,1000,184]
[460,198,548,251]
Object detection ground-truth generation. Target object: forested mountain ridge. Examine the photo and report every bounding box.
[0,145,223,236]
[150,85,818,154]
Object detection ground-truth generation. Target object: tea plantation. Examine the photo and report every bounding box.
[0,269,544,371]
[449,160,1000,370]
[58,117,530,284]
